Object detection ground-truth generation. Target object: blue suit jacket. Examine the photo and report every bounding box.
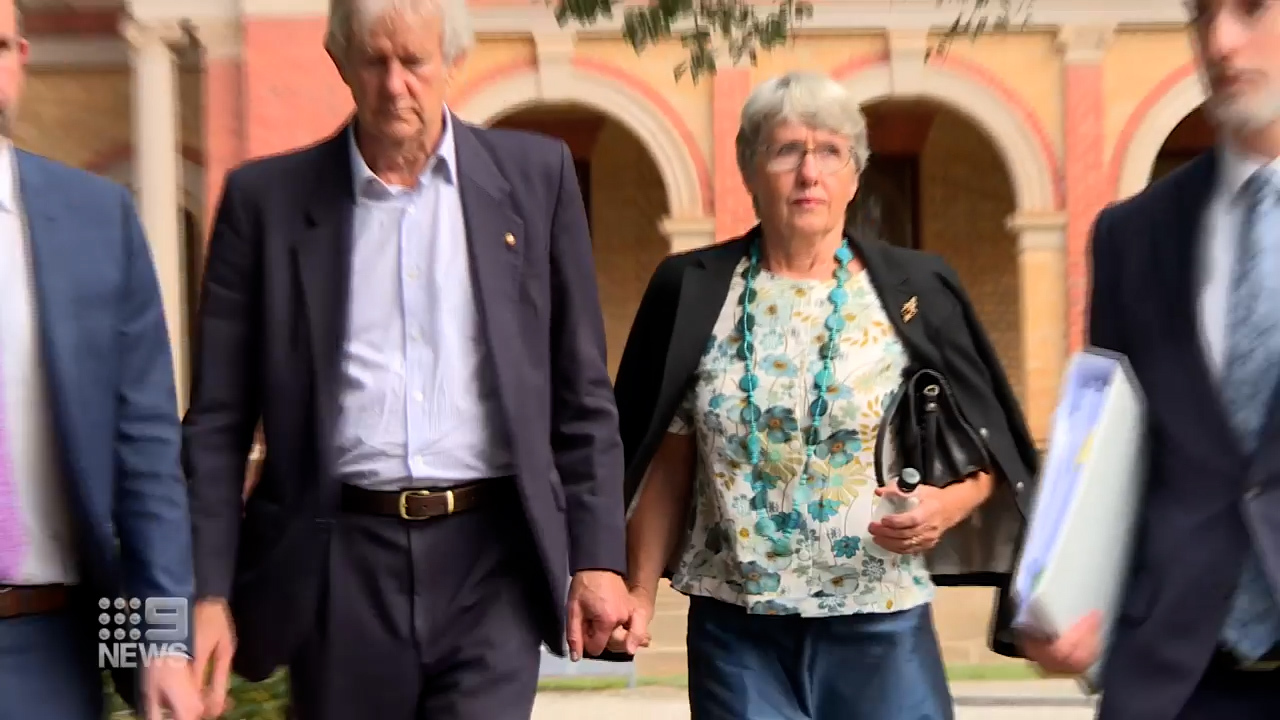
[1089,151,1280,720]
[16,150,194,698]
[185,118,626,681]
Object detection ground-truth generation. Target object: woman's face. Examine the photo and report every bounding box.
[747,120,859,242]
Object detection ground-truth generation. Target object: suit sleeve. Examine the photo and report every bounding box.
[1087,208,1125,354]
[183,171,263,600]
[547,141,628,575]
[111,186,196,609]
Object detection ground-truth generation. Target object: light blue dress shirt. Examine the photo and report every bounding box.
[334,113,514,489]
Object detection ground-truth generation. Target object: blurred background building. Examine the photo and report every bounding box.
[18,0,1210,675]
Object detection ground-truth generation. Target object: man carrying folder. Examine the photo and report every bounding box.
[1019,2,1280,719]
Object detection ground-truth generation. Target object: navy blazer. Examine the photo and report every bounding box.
[184,118,626,681]
[1089,152,1280,720]
[14,150,193,702]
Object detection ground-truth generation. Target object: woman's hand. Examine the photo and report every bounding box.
[605,585,657,654]
[867,473,993,554]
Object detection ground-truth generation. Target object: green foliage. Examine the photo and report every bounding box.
[106,671,291,720]
[928,0,1034,60]
[550,0,1034,83]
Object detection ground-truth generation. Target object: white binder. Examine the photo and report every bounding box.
[1011,347,1149,691]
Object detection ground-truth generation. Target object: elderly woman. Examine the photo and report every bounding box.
[607,71,1040,719]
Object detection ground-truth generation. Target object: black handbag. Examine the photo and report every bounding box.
[873,367,993,489]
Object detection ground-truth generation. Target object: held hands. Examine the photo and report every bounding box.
[605,586,656,655]
[1018,611,1103,676]
[867,485,962,555]
[566,570,634,661]
[191,598,237,718]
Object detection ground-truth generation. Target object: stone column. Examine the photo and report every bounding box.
[1009,211,1068,446]
[661,215,718,254]
[121,19,187,410]
[712,68,754,241]
[1057,24,1113,352]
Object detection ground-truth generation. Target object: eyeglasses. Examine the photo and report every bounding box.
[763,141,854,174]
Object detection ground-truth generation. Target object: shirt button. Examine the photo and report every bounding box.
[414,391,424,402]
[407,269,419,280]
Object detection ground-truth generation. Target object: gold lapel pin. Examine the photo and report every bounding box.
[901,296,919,323]
[504,232,516,247]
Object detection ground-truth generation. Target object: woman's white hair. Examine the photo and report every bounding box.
[735,71,872,179]
[324,0,475,64]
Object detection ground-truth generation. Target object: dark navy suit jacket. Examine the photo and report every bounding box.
[14,150,194,700]
[183,118,627,681]
[1089,151,1280,720]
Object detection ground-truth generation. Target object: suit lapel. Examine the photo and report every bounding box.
[852,235,942,371]
[15,152,85,478]
[658,237,748,415]
[292,128,355,472]
[1152,153,1247,460]
[451,120,526,439]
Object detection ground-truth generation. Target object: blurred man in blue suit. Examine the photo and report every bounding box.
[0,5,200,719]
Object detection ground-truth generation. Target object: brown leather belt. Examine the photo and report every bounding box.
[0,584,70,618]
[340,481,502,520]
[1210,645,1280,672]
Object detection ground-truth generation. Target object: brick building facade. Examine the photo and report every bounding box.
[18,0,1212,673]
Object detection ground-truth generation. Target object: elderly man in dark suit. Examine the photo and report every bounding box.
[1020,2,1280,719]
[182,0,635,717]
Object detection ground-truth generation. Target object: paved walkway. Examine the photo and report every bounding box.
[531,681,1096,719]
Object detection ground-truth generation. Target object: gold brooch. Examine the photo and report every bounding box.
[901,296,919,323]
[504,232,516,247]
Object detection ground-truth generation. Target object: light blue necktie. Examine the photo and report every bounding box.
[1220,166,1280,663]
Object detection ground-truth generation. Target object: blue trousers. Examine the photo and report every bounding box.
[686,596,953,720]
[0,611,104,720]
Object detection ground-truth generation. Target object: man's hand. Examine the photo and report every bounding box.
[566,570,630,661]
[141,655,202,720]
[191,598,237,718]
[1018,611,1103,676]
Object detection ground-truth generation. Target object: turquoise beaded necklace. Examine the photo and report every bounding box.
[738,236,854,557]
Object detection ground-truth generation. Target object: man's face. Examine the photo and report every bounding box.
[334,10,462,147]
[1193,0,1280,135]
[0,4,30,137]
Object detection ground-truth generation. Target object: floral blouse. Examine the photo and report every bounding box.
[668,258,935,617]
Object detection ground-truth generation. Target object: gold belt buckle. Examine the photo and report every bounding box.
[397,489,455,520]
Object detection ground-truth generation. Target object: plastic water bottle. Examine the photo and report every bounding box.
[872,467,922,522]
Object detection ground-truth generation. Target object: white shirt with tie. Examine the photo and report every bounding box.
[0,138,77,585]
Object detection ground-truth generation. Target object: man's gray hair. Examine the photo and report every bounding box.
[735,71,872,179]
[324,0,475,64]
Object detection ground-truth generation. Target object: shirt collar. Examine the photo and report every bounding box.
[0,138,16,214]
[347,106,458,197]
[1217,142,1280,202]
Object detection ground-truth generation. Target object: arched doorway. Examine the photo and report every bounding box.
[1151,105,1213,183]
[489,104,671,378]
[856,99,1022,399]
[1115,68,1208,198]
